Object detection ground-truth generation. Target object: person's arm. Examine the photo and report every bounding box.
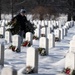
[24,16,28,22]
[9,16,17,25]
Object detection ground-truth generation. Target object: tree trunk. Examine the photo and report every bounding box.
[0,0,1,20]
[67,13,71,21]
[11,0,14,19]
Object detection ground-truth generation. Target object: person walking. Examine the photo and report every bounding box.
[8,9,28,43]
[7,8,35,43]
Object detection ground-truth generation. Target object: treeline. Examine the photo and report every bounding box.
[1,0,68,14]
[1,0,75,20]
[1,0,38,14]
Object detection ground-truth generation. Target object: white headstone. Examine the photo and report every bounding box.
[1,20,5,26]
[26,32,33,44]
[5,31,12,43]
[65,52,75,70]
[59,28,64,40]
[0,44,4,66]
[41,27,47,37]
[48,21,51,27]
[63,28,67,36]
[65,22,70,29]
[70,20,74,27]
[54,29,61,40]
[69,40,75,53]
[34,28,41,38]
[41,20,45,26]
[44,20,48,26]
[26,47,38,73]
[50,25,54,32]
[12,35,21,52]
[1,66,17,75]
[72,35,75,40]
[39,37,48,55]
[0,26,5,37]
[47,33,55,48]
[47,27,51,34]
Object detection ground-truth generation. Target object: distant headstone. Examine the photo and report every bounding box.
[1,20,5,26]
[41,27,47,37]
[59,28,64,40]
[65,22,70,29]
[48,21,51,27]
[44,20,48,26]
[1,66,17,75]
[0,26,5,38]
[47,27,51,34]
[26,47,38,73]
[34,28,41,38]
[54,29,61,41]
[63,28,67,36]
[41,20,45,26]
[0,44,4,66]
[5,31,12,43]
[70,20,74,27]
[47,33,55,48]
[39,37,48,55]
[25,32,33,44]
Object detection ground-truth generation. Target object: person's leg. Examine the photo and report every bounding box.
[21,30,24,43]
[18,30,23,43]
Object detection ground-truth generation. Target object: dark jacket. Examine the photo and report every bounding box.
[7,13,35,36]
[12,13,28,31]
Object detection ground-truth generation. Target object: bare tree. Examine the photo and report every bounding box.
[11,0,13,18]
[10,0,27,18]
[0,0,1,20]
[31,5,57,20]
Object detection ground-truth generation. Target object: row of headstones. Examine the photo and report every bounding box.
[34,25,66,39]
[0,43,38,74]
[57,21,75,75]
[34,20,74,40]
[1,34,75,75]
[32,20,66,28]
[25,21,75,74]
[0,20,73,45]
[32,20,74,33]
[0,19,73,39]
[0,20,73,53]
[0,31,68,75]
[0,20,9,37]
[57,29,75,74]
[0,21,74,75]
[1,33,75,75]
[57,35,75,74]
[33,20,68,38]
[10,20,74,53]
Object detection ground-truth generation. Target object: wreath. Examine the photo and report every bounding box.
[22,66,34,74]
[9,45,20,52]
[22,41,31,47]
[38,48,46,56]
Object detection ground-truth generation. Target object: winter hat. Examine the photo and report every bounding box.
[20,9,26,13]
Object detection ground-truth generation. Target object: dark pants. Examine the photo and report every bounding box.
[18,30,24,43]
